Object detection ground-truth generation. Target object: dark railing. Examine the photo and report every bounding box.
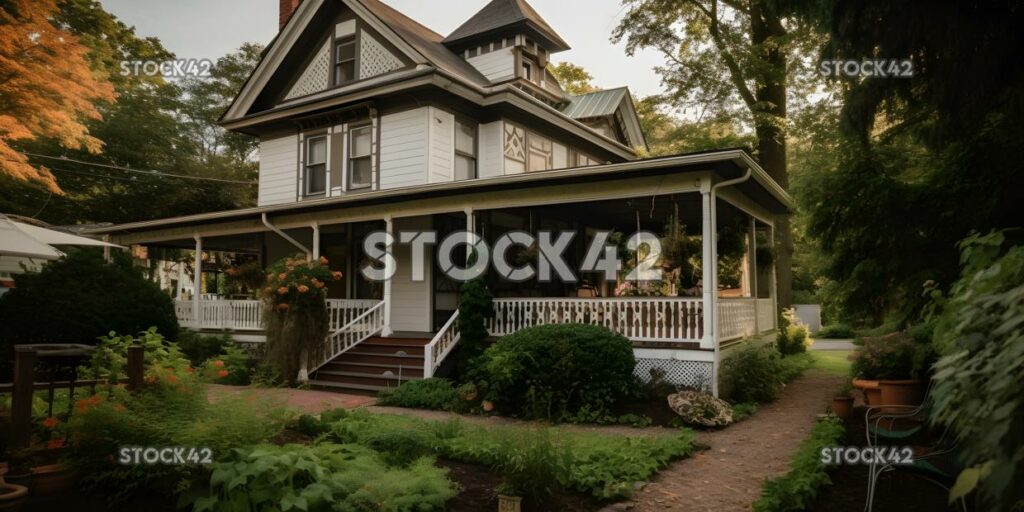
[3,344,145,448]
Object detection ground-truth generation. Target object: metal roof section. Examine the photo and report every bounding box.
[443,0,570,51]
[562,88,629,119]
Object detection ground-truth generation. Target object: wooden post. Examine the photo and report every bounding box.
[11,348,37,448]
[127,345,144,391]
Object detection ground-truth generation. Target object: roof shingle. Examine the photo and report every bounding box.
[443,0,569,51]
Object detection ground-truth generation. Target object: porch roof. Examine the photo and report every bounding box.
[86,148,791,237]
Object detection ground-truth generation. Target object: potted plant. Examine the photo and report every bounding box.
[831,381,854,419]
[852,332,932,407]
[496,487,523,512]
[5,444,77,495]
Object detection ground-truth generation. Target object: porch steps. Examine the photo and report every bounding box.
[308,336,429,393]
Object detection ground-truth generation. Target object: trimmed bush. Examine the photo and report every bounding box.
[176,331,233,366]
[719,344,784,404]
[473,323,636,421]
[815,323,855,339]
[776,309,811,355]
[376,378,461,411]
[0,250,178,349]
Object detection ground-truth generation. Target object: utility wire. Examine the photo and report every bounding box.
[21,152,257,185]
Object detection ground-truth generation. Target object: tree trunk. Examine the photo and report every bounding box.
[750,4,794,309]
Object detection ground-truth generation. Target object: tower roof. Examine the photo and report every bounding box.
[443,0,570,52]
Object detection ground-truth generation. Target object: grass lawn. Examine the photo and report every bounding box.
[809,350,854,376]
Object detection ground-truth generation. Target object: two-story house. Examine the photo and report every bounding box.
[91,0,790,395]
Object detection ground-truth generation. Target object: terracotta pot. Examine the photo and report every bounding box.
[5,463,77,495]
[864,387,883,406]
[879,380,924,407]
[852,378,879,390]
[832,396,854,419]
[0,483,29,511]
[498,495,522,512]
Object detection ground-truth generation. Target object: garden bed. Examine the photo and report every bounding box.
[805,408,962,512]
[439,458,602,512]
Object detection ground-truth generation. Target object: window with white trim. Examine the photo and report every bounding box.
[454,120,477,180]
[304,135,327,196]
[348,125,372,189]
[334,36,356,85]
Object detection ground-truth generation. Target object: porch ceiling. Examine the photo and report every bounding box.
[87,149,789,241]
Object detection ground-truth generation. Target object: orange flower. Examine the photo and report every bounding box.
[297,285,309,293]
[318,256,329,264]
[278,272,287,280]
[114,404,126,413]
[213,360,225,368]
[277,303,290,311]
[186,366,195,374]
[47,439,65,450]
[145,375,157,384]
[313,281,325,289]
[332,271,343,281]
[217,369,230,378]
[42,417,59,429]
[277,286,289,295]
[166,374,178,384]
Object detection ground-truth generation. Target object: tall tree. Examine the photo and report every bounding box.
[613,0,823,308]
[0,0,115,192]
[549,62,599,95]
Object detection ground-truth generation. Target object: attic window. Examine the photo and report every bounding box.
[334,36,356,85]
[522,62,532,81]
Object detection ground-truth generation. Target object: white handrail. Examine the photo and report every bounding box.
[309,301,385,373]
[423,310,460,379]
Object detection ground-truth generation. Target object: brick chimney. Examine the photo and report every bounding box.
[279,0,301,31]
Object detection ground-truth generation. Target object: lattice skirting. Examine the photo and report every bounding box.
[634,358,713,392]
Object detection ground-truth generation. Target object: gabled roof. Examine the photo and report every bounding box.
[562,87,647,150]
[562,88,629,119]
[356,0,489,86]
[443,0,570,52]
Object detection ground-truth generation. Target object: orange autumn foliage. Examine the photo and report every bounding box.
[0,0,116,193]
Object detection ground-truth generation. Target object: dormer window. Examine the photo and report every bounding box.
[334,36,356,85]
[522,61,532,81]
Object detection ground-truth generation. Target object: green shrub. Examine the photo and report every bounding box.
[376,378,461,411]
[491,429,569,505]
[777,353,814,383]
[198,341,253,385]
[176,331,233,366]
[294,414,329,437]
[776,309,811,355]
[815,323,855,339]
[192,444,456,512]
[81,327,190,379]
[456,278,494,359]
[719,345,784,404]
[0,250,178,349]
[752,417,844,512]
[474,323,636,421]
[851,332,934,380]
[261,254,335,384]
[362,429,438,467]
[927,232,1024,509]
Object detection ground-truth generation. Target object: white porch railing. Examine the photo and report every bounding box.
[718,298,759,341]
[756,298,776,332]
[424,310,460,379]
[175,299,379,332]
[309,301,386,373]
[488,297,704,342]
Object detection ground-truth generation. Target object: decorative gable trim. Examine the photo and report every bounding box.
[222,0,427,123]
[284,39,332,100]
[359,30,403,78]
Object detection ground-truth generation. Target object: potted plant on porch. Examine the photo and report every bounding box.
[831,381,855,419]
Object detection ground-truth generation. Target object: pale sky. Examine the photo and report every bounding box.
[97,0,669,97]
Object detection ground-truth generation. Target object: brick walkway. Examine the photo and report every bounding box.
[625,371,845,511]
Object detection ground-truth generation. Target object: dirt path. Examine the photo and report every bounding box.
[624,371,845,512]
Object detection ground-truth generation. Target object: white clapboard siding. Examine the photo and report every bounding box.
[379,108,428,189]
[390,216,433,332]
[467,48,515,82]
[428,107,454,184]
[258,133,298,206]
[478,121,503,178]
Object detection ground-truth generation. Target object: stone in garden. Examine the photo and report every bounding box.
[666,391,734,427]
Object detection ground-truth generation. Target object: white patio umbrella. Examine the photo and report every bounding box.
[0,214,123,260]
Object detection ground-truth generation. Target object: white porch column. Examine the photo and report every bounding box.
[193,234,202,327]
[769,223,778,329]
[465,207,475,262]
[175,261,184,300]
[382,215,394,337]
[311,222,320,261]
[700,188,716,350]
[748,217,759,333]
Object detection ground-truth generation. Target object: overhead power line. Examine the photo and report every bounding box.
[22,152,257,185]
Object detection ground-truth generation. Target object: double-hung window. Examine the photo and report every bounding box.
[334,36,356,85]
[454,120,477,180]
[349,125,372,189]
[304,135,327,196]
